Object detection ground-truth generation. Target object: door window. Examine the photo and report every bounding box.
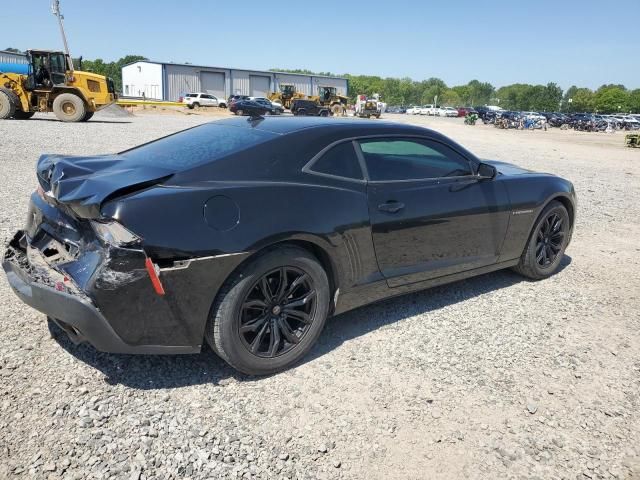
[309,142,363,180]
[358,138,472,181]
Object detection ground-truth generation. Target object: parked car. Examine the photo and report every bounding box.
[182,93,226,109]
[229,99,270,116]
[385,106,406,114]
[227,95,250,107]
[622,116,640,130]
[522,111,546,122]
[290,99,329,116]
[437,107,458,117]
[249,97,284,115]
[3,117,576,375]
[545,112,569,127]
[457,107,477,117]
[420,104,436,115]
[406,106,421,115]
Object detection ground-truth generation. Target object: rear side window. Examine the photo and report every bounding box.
[359,138,472,181]
[119,124,277,169]
[309,142,363,180]
[185,94,197,97]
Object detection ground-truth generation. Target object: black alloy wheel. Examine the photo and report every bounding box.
[514,200,571,280]
[535,212,565,268]
[205,246,330,375]
[239,267,316,358]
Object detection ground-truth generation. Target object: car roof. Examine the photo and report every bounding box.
[210,116,439,136]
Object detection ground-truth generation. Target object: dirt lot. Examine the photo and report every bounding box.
[0,110,639,480]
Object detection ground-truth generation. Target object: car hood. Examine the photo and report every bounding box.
[36,154,174,219]
[483,160,535,176]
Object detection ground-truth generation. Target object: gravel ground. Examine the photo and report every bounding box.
[0,110,639,480]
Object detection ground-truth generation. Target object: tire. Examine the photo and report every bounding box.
[52,93,86,122]
[0,88,17,120]
[513,201,571,280]
[187,104,194,110]
[80,111,94,122]
[237,109,244,116]
[13,110,35,120]
[297,109,307,116]
[219,103,227,108]
[192,102,200,110]
[205,246,330,375]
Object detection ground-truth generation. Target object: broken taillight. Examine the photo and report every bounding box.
[91,220,141,246]
[145,258,165,296]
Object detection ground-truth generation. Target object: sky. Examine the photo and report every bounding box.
[5,0,639,90]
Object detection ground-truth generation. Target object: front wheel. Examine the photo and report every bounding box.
[52,93,86,122]
[206,246,330,375]
[514,201,570,280]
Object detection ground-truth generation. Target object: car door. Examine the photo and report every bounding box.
[358,136,511,288]
[202,94,214,107]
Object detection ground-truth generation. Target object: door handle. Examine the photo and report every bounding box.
[378,201,405,213]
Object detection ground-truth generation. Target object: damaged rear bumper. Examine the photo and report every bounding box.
[3,231,198,354]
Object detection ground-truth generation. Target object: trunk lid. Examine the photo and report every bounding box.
[36,154,174,219]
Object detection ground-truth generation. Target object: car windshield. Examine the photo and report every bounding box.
[118,123,277,169]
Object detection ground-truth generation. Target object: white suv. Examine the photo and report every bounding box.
[182,93,227,109]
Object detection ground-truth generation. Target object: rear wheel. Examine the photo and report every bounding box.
[237,109,244,116]
[52,93,86,122]
[331,104,344,116]
[192,102,200,110]
[0,88,17,119]
[297,109,307,116]
[514,201,570,280]
[206,246,330,375]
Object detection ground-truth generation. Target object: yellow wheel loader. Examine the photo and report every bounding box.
[310,86,348,116]
[0,50,116,122]
[268,84,306,110]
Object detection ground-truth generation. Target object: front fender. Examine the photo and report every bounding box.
[498,175,576,262]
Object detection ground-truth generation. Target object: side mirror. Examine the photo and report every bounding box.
[477,162,497,180]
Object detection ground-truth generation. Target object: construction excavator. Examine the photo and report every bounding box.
[0,0,117,122]
[310,86,348,116]
[268,84,305,110]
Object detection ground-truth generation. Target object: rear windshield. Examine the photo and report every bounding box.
[119,123,277,169]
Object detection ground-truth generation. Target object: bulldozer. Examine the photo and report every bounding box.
[268,84,305,110]
[310,86,348,116]
[0,49,117,122]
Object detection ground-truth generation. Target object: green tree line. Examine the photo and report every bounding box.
[273,68,640,113]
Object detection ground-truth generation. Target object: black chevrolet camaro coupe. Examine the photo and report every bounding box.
[3,117,576,375]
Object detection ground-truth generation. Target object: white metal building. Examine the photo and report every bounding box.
[121,60,348,101]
